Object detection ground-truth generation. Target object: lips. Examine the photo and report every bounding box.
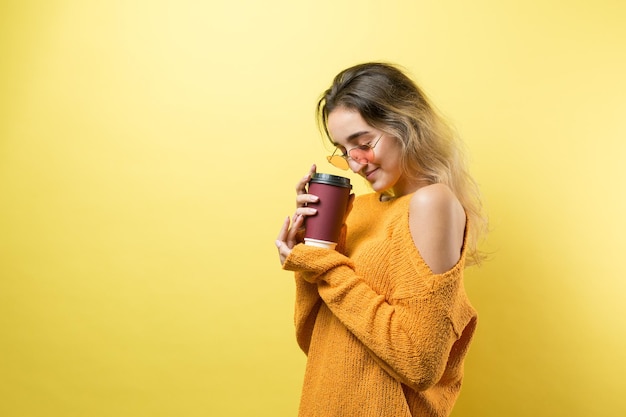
[365,168,379,180]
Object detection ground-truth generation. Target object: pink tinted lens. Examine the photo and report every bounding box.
[348,146,373,163]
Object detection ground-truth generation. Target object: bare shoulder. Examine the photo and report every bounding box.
[410,183,461,211]
[409,184,466,274]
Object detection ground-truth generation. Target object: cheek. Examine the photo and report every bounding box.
[378,140,403,168]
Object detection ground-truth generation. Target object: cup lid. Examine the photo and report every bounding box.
[310,173,352,189]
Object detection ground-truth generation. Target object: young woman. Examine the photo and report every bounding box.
[275,62,487,417]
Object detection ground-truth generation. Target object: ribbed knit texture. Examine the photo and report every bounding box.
[283,192,477,417]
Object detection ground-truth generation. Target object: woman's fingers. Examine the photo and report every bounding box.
[295,175,310,196]
[295,165,319,215]
[276,216,290,242]
[277,165,319,265]
[295,164,317,196]
[275,214,306,265]
[275,216,292,265]
[287,214,304,245]
[294,205,317,219]
[296,193,319,206]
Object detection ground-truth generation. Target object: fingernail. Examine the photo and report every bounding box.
[275,240,282,248]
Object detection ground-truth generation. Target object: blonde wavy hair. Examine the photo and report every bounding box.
[317,62,488,265]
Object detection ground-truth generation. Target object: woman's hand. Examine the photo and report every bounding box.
[294,164,320,218]
[275,165,319,265]
[275,214,303,265]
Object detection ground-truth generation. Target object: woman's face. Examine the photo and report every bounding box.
[327,106,415,196]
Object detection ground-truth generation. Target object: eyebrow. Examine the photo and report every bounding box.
[332,130,372,146]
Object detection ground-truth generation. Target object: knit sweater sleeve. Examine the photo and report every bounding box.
[283,242,475,392]
[292,275,321,354]
[291,225,348,355]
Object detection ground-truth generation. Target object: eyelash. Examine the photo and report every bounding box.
[340,140,373,156]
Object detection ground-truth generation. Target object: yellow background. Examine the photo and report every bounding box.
[1,0,625,416]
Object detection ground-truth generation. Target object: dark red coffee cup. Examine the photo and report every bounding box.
[304,173,352,249]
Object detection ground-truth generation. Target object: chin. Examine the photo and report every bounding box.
[370,180,391,193]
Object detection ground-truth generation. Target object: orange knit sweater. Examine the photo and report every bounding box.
[283,192,477,417]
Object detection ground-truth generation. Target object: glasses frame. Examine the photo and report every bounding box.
[326,133,384,170]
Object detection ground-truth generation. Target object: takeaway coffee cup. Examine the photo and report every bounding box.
[304,173,352,250]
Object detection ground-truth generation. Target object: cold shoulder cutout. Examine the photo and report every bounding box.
[409,184,466,274]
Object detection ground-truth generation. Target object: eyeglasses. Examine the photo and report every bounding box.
[326,134,384,170]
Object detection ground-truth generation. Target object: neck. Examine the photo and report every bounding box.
[389,177,432,198]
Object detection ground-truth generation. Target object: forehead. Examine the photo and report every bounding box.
[327,107,374,145]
